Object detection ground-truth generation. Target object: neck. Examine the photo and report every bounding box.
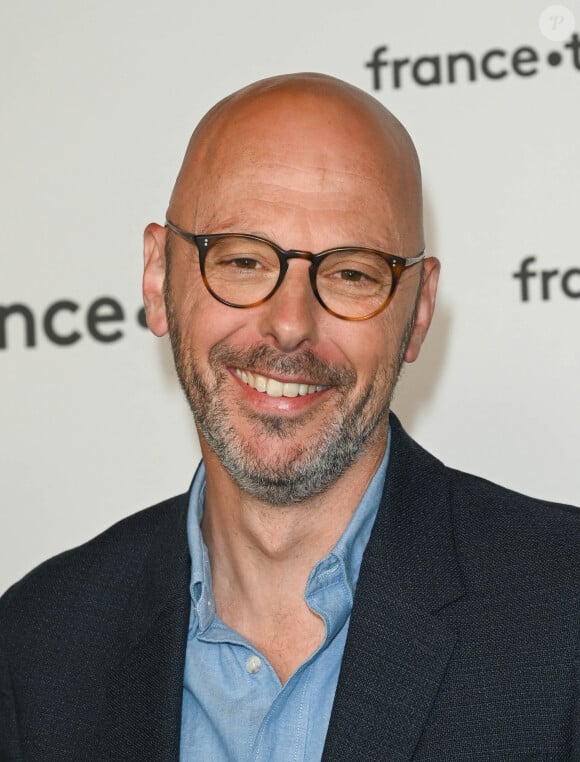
[198,435,387,682]
[200,433,386,602]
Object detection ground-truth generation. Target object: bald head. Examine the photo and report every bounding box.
[167,73,423,256]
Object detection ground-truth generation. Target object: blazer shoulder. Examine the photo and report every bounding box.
[447,467,580,592]
[0,492,190,638]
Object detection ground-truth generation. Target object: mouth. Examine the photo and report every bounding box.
[234,368,328,398]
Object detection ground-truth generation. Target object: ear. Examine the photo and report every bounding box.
[142,222,169,336]
[404,257,440,363]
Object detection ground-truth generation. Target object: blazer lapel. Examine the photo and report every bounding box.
[92,495,191,762]
[323,415,465,761]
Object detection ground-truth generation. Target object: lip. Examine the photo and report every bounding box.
[233,367,329,399]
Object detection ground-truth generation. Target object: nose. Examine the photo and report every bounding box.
[255,260,320,351]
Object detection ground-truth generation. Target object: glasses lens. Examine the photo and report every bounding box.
[316,250,394,319]
[204,236,281,306]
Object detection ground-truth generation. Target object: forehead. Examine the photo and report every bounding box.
[171,83,422,250]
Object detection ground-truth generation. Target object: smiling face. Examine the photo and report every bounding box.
[143,74,439,505]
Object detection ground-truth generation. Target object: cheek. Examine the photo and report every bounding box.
[171,282,256,366]
[342,317,403,383]
[167,262,214,354]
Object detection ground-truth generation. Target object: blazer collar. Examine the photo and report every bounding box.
[323,413,465,761]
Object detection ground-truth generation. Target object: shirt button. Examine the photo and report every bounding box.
[245,655,262,674]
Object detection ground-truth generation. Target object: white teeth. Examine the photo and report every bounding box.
[282,383,299,398]
[234,368,327,398]
[266,378,283,397]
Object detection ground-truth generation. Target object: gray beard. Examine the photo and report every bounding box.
[193,346,391,505]
[168,336,411,506]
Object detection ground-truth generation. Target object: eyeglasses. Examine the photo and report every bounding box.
[165,219,425,321]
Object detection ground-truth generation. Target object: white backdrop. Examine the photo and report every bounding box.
[2,0,579,594]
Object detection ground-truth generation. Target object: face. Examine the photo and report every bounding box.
[144,78,439,505]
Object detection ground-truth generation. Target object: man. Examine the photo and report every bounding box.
[1,73,579,761]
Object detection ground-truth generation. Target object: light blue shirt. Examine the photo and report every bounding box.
[180,435,390,761]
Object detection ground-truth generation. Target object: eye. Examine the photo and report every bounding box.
[336,268,373,283]
[317,251,392,300]
[207,237,279,276]
[228,257,261,270]
[323,263,383,287]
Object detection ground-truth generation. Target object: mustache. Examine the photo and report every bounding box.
[208,343,356,387]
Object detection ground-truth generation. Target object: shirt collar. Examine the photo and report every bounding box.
[323,432,389,587]
[186,429,391,636]
[304,432,390,640]
[186,463,216,632]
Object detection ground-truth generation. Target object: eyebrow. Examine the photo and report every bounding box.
[195,210,400,252]
[198,210,260,234]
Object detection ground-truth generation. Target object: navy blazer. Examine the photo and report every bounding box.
[1,415,579,760]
